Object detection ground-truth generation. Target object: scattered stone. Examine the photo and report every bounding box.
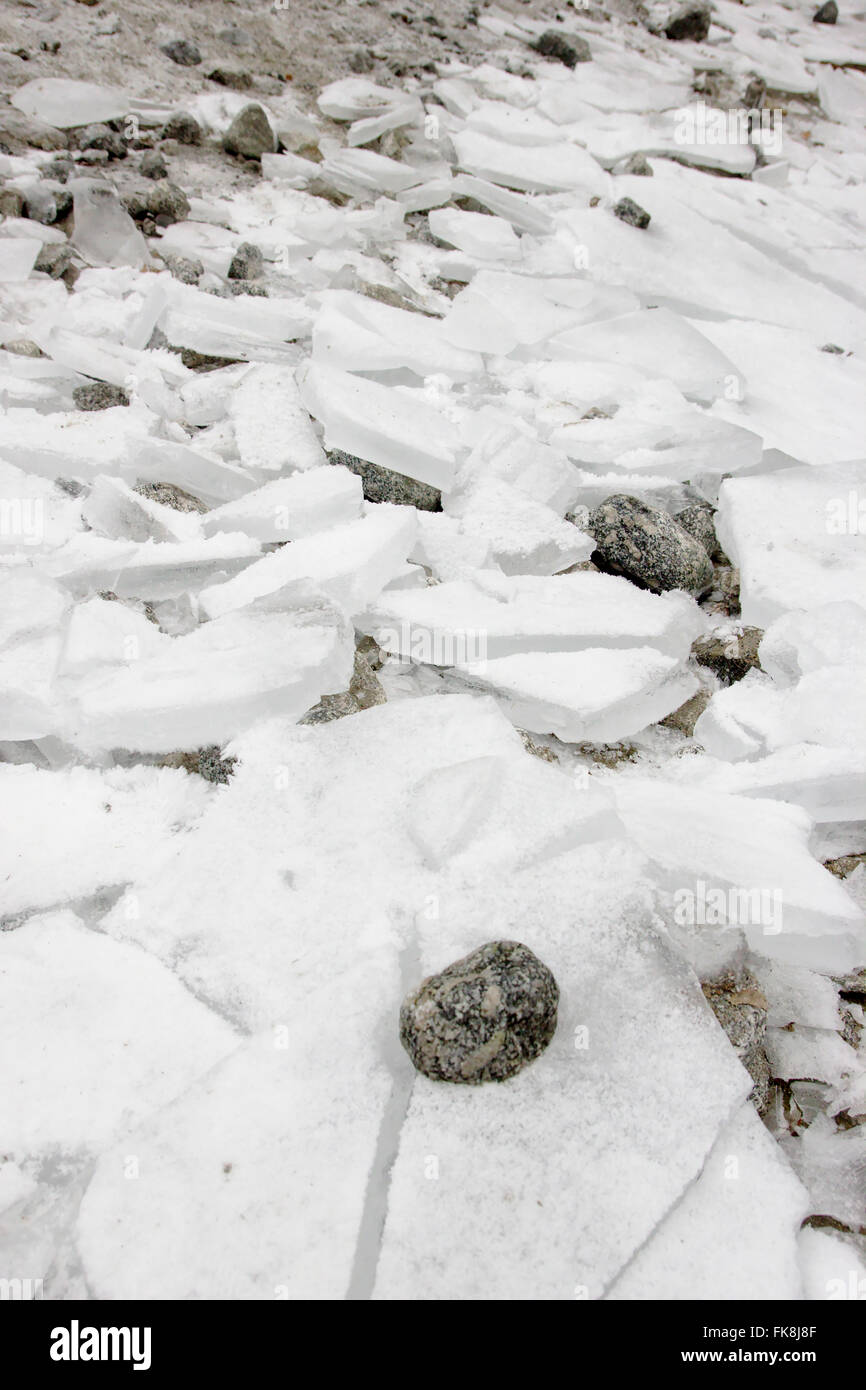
[399,941,559,1085]
[225,280,268,298]
[179,349,241,372]
[675,502,718,558]
[161,39,202,67]
[825,853,866,880]
[227,242,264,280]
[300,646,387,725]
[692,627,763,685]
[72,382,130,411]
[348,48,376,74]
[2,339,46,358]
[140,149,168,180]
[664,3,712,41]
[744,76,767,110]
[813,0,838,21]
[0,109,68,152]
[42,155,75,183]
[34,242,76,280]
[623,152,653,176]
[820,342,845,354]
[22,185,61,225]
[223,104,276,160]
[207,67,253,91]
[161,112,202,145]
[145,181,191,225]
[160,746,237,783]
[78,122,127,158]
[613,196,651,229]
[0,187,25,218]
[531,31,591,67]
[161,253,203,284]
[703,970,771,1113]
[218,27,254,50]
[715,565,741,616]
[134,482,208,513]
[328,449,442,511]
[589,494,714,595]
[660,688,712,736]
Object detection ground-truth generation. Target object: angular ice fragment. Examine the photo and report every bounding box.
[312,290,481,381]
[428,207,521,262]
[317,78,401,121]
[450,173,554,236]
[299,362,459,493]
[716,464,866,627]
[453,128,607,194]
[455,647,698,743]
[70,180,153,272]
[45,532,261,602]
[160,284,308,363]
[12,78,128,129]
[81,475,199,543]
[318,149,423,197]
[202,467,363,542]
[406,757,504,868]
[59,598,169,676]
[200,506,417,620]
[446,477,593,575]
[71,607,354,753]
[363,571,704,663]
[228,364,326,474]
[0,239,40,282]
[760,603,866,687]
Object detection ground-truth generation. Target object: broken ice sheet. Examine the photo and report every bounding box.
[202,467,363,543]
[445,477,593,576]
[159,283,309,363]
[781,1115,866,1234]
[200,506,416,621]
[71,180,154,272]
[606,1103,807,1300]
[0,910,238,1151]
[372,843,751,1300]
[299,363,459,493]
[453,128,608,195]
[455,647,698,745]
[69,605,354,755]
[12,78,129,129]
[228,364,326,474]
[311,289,482,381]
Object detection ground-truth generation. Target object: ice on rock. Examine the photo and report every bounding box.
[200,506,417,621]
[58,597,170,677]
[441,272,638,355]
[547,308,742,405]
[427,207,521,262]
[453,128,607,195]
[12,78,129,129]
[70,181,154,272]
[613,780,866,972]
[0,239,41,283]
[129,437,254,507]
[318,149,423,198]
[71,607,354,754]
[311,290,482,381]
[716,464,866,627]
[455,415,581,512]
[228,365,326,475]
[757,959,843,1032]
[606,1104,807,1300]
[455,647,699,743]
[449,174,554,237]
[765,1025,857,1088]
[299,363,459,493]
[202,467,363,543]
[0,764,212,919]
[0,910,238,1151]
[362,571,704,663]
[445,478,594,576]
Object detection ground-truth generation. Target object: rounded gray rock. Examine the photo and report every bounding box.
[589,494,714,595]
[223,104,276,160]
[399,941,559,1085]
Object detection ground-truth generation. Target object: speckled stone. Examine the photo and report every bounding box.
[399,941,559,1085]
[675,502,718,558]
[73,382,130,411]
[613,196,651,229]
[532,31,592,67]
[222,104,276,160]
[328,449,441,511]
[589,494,714,595]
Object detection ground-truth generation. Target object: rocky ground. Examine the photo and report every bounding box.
[0,0,865,1302]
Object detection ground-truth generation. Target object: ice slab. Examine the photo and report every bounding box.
[0,405,153,483]
[0,910,238,1151]
[71,180,153,272]
[453,128,607,195]
[160,284,308,363]
[362,571,705,663]
[202,467,363,543]
[228,365,326,475]
[0,238,40,283]
[70,606,354,753]
[12,79,129,129]
[82,475,200,543]
[445,478,593,576]
[200,506,417,620]
[299,362,459,493]
[607,1103,807,1299]
[614,779,866,972]
[798,1226,866,1302]
[319,149,422,197]
[781,1116,866,1234]
[312,290,482,381]
[716,463,866,628]
[318,78,403,121]
[428,207,521,262]
[454,647,698,743]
